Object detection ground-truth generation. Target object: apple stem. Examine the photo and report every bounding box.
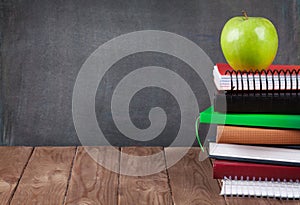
[242,10,248,20]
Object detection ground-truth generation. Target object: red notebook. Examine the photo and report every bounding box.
[213,159,300,181]
[213,63,300,91]
[215,63,300,75]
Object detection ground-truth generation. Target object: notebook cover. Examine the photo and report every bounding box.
[200,106,300,129]
[216,125,300,145]
[213,159,300,181]
[216,63,300,75]
[214,90,300,114]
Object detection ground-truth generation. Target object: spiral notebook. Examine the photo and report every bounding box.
[214,90,300,114]
[214,63,300,91]
[221,177,300,198]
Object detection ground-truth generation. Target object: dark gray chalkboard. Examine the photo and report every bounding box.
[0,0,299,146]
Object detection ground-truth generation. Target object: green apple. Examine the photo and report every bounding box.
[220,12,278,71]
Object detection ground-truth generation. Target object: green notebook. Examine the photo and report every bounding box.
[200,106,300,129]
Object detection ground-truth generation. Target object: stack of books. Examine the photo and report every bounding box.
[199,63,300,198]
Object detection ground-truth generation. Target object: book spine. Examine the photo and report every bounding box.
[216,126,300,145]
[199,106,300,129]
[213,160,300,181]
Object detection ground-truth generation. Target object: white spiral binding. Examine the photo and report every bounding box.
[221,176,300,199]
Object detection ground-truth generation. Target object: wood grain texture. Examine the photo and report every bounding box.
[10,147,76,205]
[118,147,172,205]
[165,147,226,205]
[64,146,119,205]
[1,146,297,205]
[0,146,33,205]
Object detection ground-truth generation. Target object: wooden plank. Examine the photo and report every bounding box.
[64,146,119,205]
[0,146,33,205]
[118,147,172,205]
[165,147,226,205]
[10,147,76,205]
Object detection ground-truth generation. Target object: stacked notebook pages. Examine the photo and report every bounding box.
[200,63,300,199]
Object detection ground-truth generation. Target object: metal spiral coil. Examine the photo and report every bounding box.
[224,68,300,96]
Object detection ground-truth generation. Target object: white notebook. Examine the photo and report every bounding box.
[221,177,300,199]
[209,142,300,166]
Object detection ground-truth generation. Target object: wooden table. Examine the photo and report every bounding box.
[0,146,298,205]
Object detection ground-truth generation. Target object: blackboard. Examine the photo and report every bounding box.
[1,0,299,146]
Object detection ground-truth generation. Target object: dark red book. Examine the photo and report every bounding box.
[213,159,300,181]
